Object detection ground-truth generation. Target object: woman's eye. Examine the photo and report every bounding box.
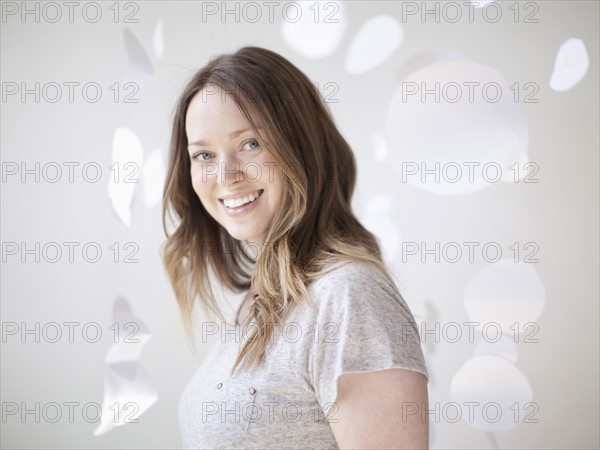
[244,139,260,151]
[192,152,212,161]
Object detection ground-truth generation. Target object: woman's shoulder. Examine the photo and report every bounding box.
[289,258,429,386]
[298,258,407,321]
[309,259,397,296]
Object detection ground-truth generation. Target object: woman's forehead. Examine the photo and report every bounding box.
[189,91,264,128]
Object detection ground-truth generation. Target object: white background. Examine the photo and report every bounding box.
[1,1,599,448]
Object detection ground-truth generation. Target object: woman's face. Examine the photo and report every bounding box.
[185,86,284,248]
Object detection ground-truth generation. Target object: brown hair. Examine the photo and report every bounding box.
[161,46,395,376]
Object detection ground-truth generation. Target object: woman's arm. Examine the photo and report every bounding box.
[329,368,429,449]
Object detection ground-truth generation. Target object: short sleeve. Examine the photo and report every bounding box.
[295,261,429,418]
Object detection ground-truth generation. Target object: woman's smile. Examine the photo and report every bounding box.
[220,189,264,216]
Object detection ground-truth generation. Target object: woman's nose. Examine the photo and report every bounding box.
[216,154,243,185]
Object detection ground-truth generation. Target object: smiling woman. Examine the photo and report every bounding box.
[161,46,429,449]
[185,88,284,247]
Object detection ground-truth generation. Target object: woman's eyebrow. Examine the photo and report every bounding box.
[187,127,263,148]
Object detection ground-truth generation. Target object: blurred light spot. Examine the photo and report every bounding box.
[474,332,518,363]
[550,38,589,92]
[94,297,158,436]
[142,149,166,208]
[464,259,545,336]
[396,51,465,83]
[451,356,533,432]
[108,128,144,227]
[359,194,401,263]
[372,132,389,162]
[365,193,394,215]
[153,19,165,59]
[281,1,346,59]
[124,28,154,75]
[344,15,403,74]
[386,58,529,195]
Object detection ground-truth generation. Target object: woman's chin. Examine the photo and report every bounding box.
[225,229,261,245]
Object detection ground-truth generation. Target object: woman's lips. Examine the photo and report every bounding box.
[221,189,264,217]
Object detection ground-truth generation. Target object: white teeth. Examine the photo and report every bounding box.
[223,190,261,208]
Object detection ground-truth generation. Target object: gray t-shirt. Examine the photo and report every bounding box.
[179,260,429,449]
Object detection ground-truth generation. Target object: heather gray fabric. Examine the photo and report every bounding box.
[179,260,429,449]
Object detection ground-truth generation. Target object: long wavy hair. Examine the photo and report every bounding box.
[161,46,396,376]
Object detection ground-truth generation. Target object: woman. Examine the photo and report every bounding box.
[162,46,429,449]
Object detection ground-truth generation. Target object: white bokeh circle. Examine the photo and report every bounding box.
[386,58,530,195]
[281,1,346,59]
[451,356,533,433]
[344,15,403,74]
[358,194,402,264]
[550,38,589,92]
[464,259,545,336]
